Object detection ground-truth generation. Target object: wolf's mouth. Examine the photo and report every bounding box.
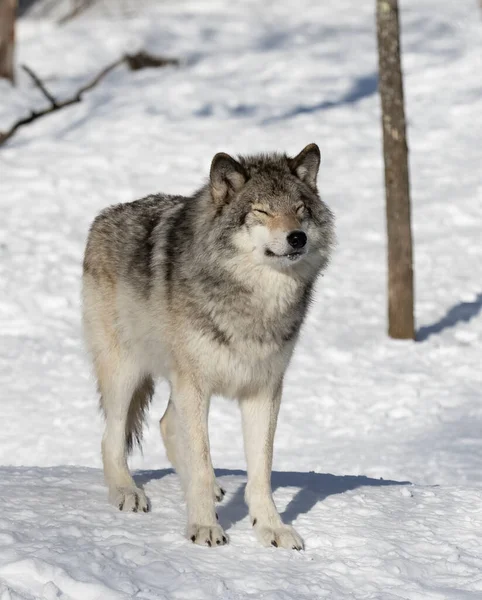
[265,249,305,261]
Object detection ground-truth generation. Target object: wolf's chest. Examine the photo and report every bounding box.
[214,277,309,349]
[193,329,295,399]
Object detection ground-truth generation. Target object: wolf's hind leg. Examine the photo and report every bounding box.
[159,397,178,467]
[97,354,152,513]
[160,397,225,503]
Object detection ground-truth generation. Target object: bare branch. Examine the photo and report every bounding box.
[22,64,58,107]
[57,0,95,25]
[75,55,126,97]
[0,96,80,145]
[0,51,178,146]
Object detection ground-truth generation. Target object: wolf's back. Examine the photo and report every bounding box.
[82,193,186,288]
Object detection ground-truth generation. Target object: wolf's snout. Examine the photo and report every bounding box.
[287,230,307,250]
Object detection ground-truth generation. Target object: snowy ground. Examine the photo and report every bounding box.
[1,0,482,598]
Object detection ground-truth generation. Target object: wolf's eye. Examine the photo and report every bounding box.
[296,204,306,216]
[252,208,271,217]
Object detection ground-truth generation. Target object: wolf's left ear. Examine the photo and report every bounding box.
[210,153,247,205]
[289,143,321,190]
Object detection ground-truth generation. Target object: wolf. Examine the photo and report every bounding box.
[82,143,334,549]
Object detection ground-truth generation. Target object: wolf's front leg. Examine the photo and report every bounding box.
[240,383,304,550]
[171,372,228,547]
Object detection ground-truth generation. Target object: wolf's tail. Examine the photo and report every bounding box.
[125,376,155,453]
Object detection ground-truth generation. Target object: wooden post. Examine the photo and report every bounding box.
[376,0,415,339]
[0,0,16,84]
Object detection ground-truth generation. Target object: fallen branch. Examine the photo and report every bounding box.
[57,0,96,26]
[21,64,58,106]
[0,51,179,146]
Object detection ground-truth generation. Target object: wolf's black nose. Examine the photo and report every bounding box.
[287,230,307,249]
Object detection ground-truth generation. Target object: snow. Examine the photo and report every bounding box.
[1,0,482,598]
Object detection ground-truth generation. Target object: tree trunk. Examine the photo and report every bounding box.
[376,0,415,340]
[0,0,16,84]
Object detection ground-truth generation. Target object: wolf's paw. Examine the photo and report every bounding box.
[110,486,149,513]
[187,523,228,547]
[213,481,226,503]
[254,522,304,550]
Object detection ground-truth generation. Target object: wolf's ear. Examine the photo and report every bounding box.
[210,153,247,205]
[289,143,321,190]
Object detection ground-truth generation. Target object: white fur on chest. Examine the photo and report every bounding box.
[184,328,294,398]
[117,260,301,397]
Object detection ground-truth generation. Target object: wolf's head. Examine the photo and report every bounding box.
[208,144,334,273]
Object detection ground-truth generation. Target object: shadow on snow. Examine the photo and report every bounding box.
[261,73,378,125]
[192,73,378,124]
[416,293,482,342]
[136,468,410,531]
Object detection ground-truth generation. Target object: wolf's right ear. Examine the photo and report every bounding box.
[210,153,247,205]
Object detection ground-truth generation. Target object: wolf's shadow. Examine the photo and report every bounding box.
[135,468,410,530]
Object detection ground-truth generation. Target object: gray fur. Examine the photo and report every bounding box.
[82,144,334,547]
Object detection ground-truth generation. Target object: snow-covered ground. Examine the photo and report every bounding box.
[1,0,482,598]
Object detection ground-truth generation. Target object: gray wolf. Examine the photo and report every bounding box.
[82,144,334,549]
